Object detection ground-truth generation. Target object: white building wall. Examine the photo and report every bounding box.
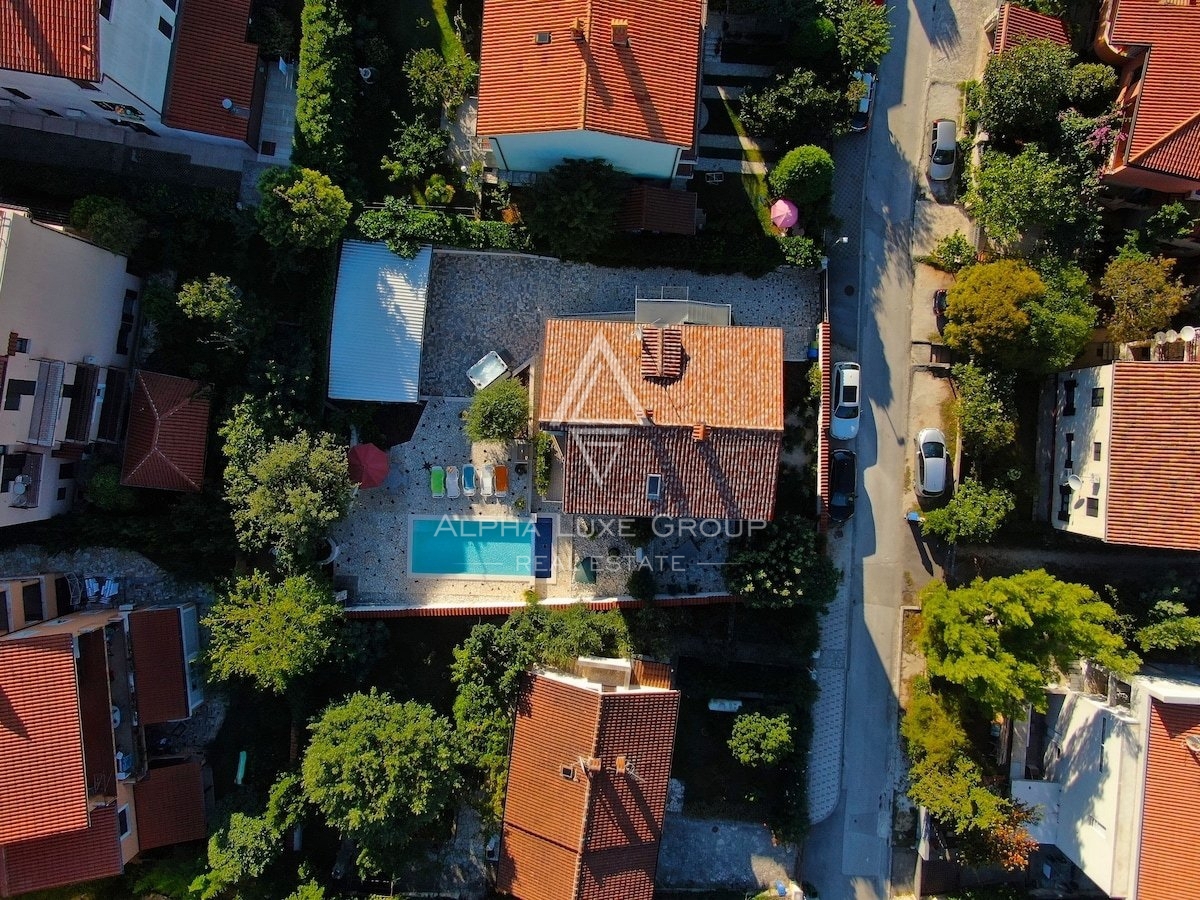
[1050,365,1114,540]
[98,0,178,112]
[489,129,682,179]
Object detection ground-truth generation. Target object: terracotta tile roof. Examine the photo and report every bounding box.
[161,0,260,142]
[539,319,784,431]
[477,0,702,148]
[0,805,123,897]
[993,3,1070,53]
[561,424,780,519]
[617,186,698,235]
[128,608,190,724]
[133,761,207,850]
[1103,0,1200,180]
[1105,362,1200,550]
[0,0,98,80]
[0,635,88,845]
[121,371,211,493]
[1136,699,1200,900]
[497,672,679,900]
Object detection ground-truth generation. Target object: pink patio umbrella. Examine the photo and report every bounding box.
[347,443,389,488]
[770,198,799,229]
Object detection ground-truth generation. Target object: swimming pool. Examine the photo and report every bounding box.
[409,515,555,579]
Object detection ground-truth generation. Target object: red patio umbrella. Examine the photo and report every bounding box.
[347,443,389,488]
[770,198,799,229]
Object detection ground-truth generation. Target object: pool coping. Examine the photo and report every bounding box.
[406,513,558,582]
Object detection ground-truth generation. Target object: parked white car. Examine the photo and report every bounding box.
[929,119,957,182]
[830,362,861,441]
[915,427,948,497]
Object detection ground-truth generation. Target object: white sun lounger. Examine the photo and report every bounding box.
[481,464,495,498]
[446,465,461,499]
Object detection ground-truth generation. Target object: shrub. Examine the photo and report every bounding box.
[778,235,823,268]
[1101,250,1193,344]
[176,274,252,350]
[294,0,355,178]
[534,431,554,496]
[404,48,478,113]
[920,230,976,273]
[952,362,1016,452]
[960,79,984,130]
[921,478,1015,545]
[1068,63,1118,113]
[85,463,138,513]
[981,38,1074,141]
[626,567,657,603]
[768,145,835,205]
[424,174,455,205]
[740,68,853,146]
[525,159,628,261]
[726,514,840,611]
[356,197,529,257]
[380,116,449,185]
[69,195,145,256]
[729,712,793,767]
[257,166,351,249]
[464,378,529,443]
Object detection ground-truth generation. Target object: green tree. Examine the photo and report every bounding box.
[302,691,460,872]
[1100,249,1193,344]
[424,174,456,205]
[284,883,327,900]
[943,259,1043,364]
[725,514,841,611]
[204,572,343,694]
[921,477,1015,545]
[224,430,354,570]
[257,166,351,249]
[1136,600,1200,660]
[740,67,853,146]
[294,0,356,177]
[826,0,893,70]
[464,378,529,443]
[380,116,448,184]
[728,712,793,767]
[768,145,835,205]
[1138,201,1200,248]
[84,462,138,512]
[778,234,823,267]
[1067,62,1118,113]
[951,361,1016,451]
[177,274,252,350]
[404,47,478,112]
[1024,256,1097,372]
[191,812,281,899]
[981,38,1074,141]
[69,195,145,256]
[919,570,1140,715]
[525,158,628,260]
[921,230,976,273]
[965,146,1091,248]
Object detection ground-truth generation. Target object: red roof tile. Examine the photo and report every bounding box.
[1136,699,1200,900]
[0,635,88,845]
[133,761,207,851]
[161,0,260,142]
[0,0,98,81]
[1105,362,1200,550]
[539,319,784,431]
[1102,0,1200,181]
[128,608,190,724]
[497,672,679,900]
[0,805,123,897]
[993,3,1070,53]
[477,0,702,149]
[561,425,780,519]
[617,186,698,236]
[121,371,211,493]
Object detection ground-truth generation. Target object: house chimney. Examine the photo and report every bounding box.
[611,18,629,47]
[692,423,709,442]
[571,16,586,41]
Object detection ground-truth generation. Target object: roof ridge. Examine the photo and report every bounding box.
[579,0,594,131]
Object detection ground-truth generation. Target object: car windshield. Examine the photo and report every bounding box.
[922,441,944,458]
[835,403,858,419]
[932,147,954,164]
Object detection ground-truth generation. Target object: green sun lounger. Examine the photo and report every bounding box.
[431,466,446,498]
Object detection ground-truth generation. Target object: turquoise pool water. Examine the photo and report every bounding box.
[410,516,552,578]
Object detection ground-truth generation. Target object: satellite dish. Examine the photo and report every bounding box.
[1167,329,1180,342]
[1067,474,1084,492]
[1155,332,1168,344]
[1181,325,1197,342]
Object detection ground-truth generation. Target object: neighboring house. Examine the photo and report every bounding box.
[496,657,679,900]
[0,205,138,527]
[985,3,1070,54]
[1045,359,1200,550]
[538,318,784,520]
[1094,0,1200,194]
[1010,664,1200,899]
[0,598,207,896]
[120,371,212,493]
[476,0,703,180]
[0,0,264,150]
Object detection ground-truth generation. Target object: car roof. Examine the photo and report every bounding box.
[935,119,956,144]
[836,362,860,385]
[922,455,946,489]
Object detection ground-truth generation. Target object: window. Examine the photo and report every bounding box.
[158,17,174,37]
[14,337,30,354]
[1057,484,1071,522]
[1063,379,1077,416]
[646,473,662,500]
[260,140,277,156]
[535,31,552,44]
[99,0,113,18]
[59,462,77,480]
[56,486,67,501]
[107,118,158,135]
[1092,387,1105,407]
[1093,442,1102,462]
[69,79,100,91]
[0,592,8,633]
[1086,497,1099,517]
[3,87,31,100]
[4,379,35,411]
[560,765,575,780]
[117,805,131,839]
[39,108,62,117]
[1064,433,1075,469]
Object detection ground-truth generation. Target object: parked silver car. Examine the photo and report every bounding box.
[915,427,948,497]
[929,119,957,182]
[830,362,861,441]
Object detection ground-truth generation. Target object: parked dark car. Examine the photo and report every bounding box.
[850,69,877,133]
[829,449,857,522]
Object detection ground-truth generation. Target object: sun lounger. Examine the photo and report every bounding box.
[481,464,495,498]
[431,466,446,498]
[447,465,461,499]
[462,464,477,496]
[494,465,509,497]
